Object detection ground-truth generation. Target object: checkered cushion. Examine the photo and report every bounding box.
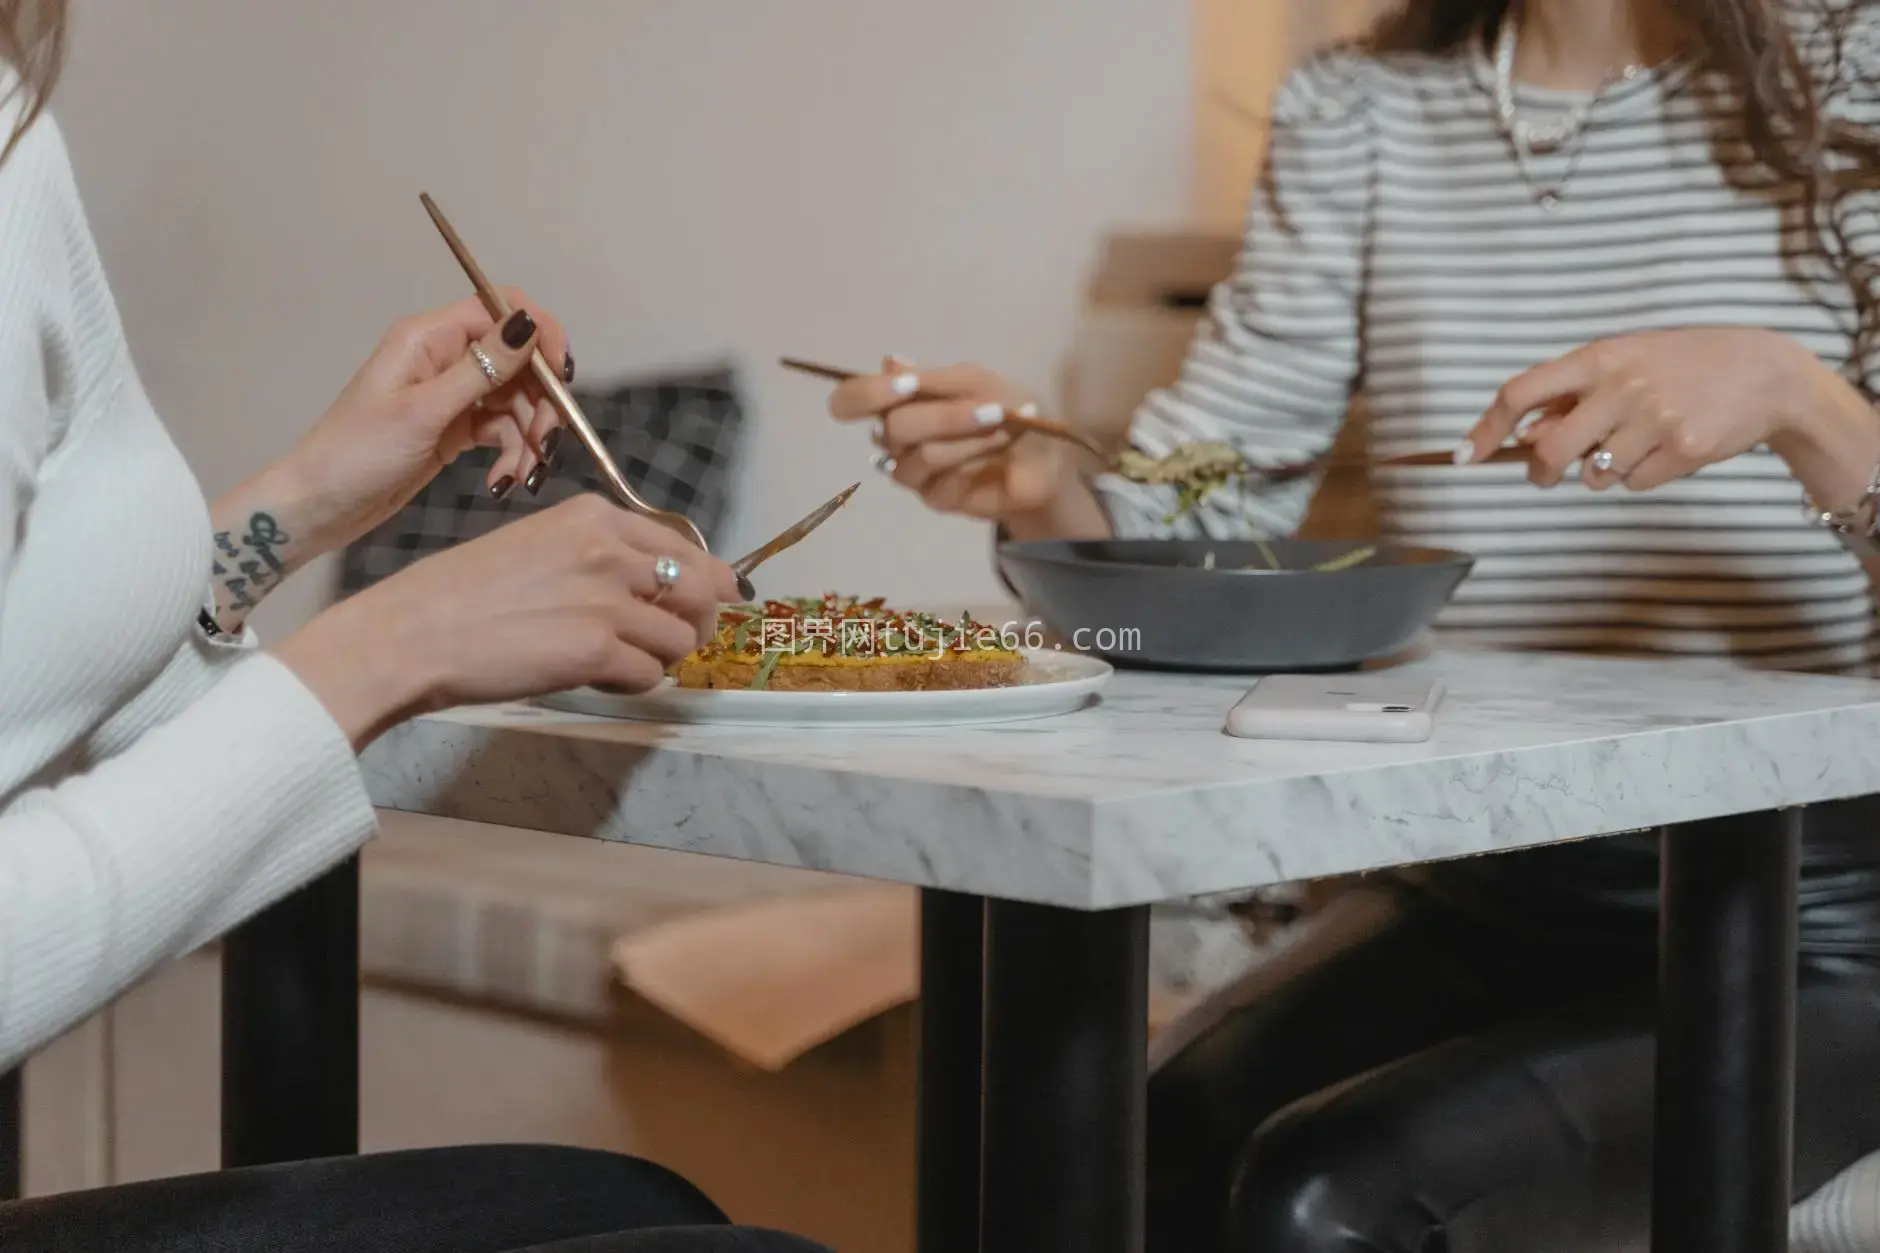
[339,364,746,593]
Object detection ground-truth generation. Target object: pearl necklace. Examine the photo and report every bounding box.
[1492,17,1642,211]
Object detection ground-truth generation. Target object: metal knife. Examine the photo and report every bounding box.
[728,482,860,601]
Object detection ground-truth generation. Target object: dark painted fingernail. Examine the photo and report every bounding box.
[524,462,549,495]
[542,428,564,464]
[562,349,575,383]
[501,308,536,349]
[491,474,515,500]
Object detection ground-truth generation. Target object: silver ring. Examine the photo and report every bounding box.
[469,344,501,387]
[653,555,681,588]
[647,555,681,604]
[872,452,897,475]
[1590,448,1615,473]
[469,343,501,386]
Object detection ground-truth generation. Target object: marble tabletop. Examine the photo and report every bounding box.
[360,646,1880,910]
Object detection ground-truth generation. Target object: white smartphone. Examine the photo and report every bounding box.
[1224,674,1444,743]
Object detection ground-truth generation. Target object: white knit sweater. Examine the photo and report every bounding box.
[0,105,377,1069]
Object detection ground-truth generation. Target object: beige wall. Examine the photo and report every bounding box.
[52,1,1191,625]
[1194,0,1390,228]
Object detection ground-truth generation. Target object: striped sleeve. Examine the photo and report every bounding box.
[1096,52,1372,538]
[1801,0,1880,392]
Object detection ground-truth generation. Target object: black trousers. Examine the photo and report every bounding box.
[0,1144,832,1253]
[1145,872,1880,1253]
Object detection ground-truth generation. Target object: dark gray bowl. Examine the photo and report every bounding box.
[996,538,1474,673]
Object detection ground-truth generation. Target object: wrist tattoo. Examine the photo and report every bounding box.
[211,511,293,627]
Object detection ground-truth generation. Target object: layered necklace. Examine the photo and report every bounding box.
[1491,14,1645,211]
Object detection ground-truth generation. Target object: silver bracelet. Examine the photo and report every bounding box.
[1802,458,1880,559]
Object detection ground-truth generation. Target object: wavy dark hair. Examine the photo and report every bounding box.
[0,0,64,165]
[1370,0,1880,392]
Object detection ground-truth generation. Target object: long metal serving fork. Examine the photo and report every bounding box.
[420,193,856,599]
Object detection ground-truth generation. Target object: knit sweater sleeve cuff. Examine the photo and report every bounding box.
[38,652,376,951]
[1,653,377,1065]
[198,584,258,650]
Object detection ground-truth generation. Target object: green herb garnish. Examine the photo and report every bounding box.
[1194,542,1378,573]
[1310,544,1376,573]
[1120,441,1261,522]
[748,649,784,691]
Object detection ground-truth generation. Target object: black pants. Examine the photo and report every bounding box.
[1146,877,1880,1252]
[0,1144,832,1252]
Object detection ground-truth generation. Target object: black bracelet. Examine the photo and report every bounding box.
[197,607,228,640]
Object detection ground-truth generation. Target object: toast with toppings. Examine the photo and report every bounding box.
[670,595,1025,692]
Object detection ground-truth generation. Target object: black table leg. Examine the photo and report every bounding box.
[1,1066,20,1201]
[981,900,1149,1253]
[1653,810,1801,1253]
[918,889,986,1253]
[221,857,360,1168]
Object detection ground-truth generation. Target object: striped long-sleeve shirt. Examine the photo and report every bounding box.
[1096,23,1880,672]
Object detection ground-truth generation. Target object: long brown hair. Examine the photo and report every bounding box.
[1370,0,1880,392]
[0,0,66,165]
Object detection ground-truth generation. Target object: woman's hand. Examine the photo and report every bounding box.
[288,289,572,531]
[206,292,573,631]
[274,495,737,748]
[1461,327,1880,524]
[1462,327,1845,489]
[827,357,1110,539]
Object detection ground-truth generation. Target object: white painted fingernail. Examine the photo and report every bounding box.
[872,452,897,474]
[1453,441,1476,465]
[1016,402,1039,418]
[890,373,920,397]
[973,402,1005,427]
[871,418,886,443]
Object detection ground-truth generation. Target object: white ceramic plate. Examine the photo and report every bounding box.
[535,649,1112,728]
